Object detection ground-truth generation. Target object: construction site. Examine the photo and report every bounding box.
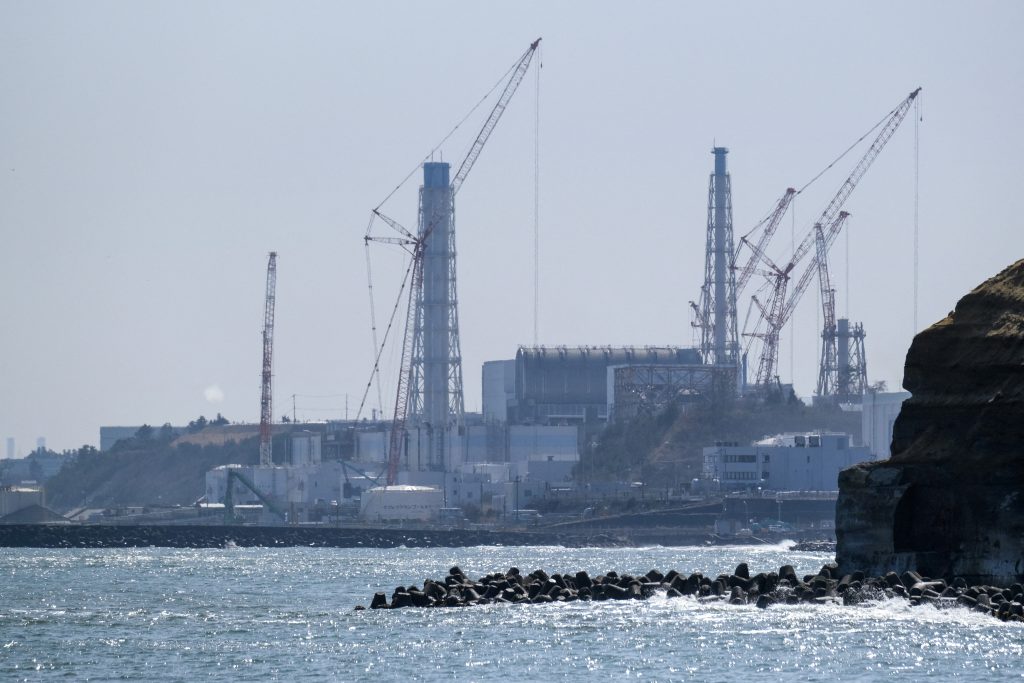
[198,39,922,533]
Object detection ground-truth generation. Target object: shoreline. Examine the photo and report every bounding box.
[0,523,832,550]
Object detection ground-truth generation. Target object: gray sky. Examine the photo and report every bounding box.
[2,1,1022,453]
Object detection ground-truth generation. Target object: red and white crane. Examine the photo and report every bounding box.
[259,251,277,467]
[364,39,541,486]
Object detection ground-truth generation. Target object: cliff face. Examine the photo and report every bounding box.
[836,259,1024,585]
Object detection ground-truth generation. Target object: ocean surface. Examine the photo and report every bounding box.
[1,543,1022,681]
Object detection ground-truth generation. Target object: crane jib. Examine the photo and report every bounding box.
[753,87,921,387]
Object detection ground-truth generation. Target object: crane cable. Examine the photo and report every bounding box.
[533,42,542,347]
[795,99,903,196]
[355,251,418,422]
[361,49,528,420]
[363,216,385,416]
[913,94,922,334]
[372,59,519,213]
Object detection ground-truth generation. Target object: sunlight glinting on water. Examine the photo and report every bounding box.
[2,546,1021,681]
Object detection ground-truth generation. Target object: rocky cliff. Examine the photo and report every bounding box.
[836,259,1024,584]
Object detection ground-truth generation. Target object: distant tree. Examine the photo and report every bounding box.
[281,414,291,423]
[135,424,154,441]
[211,413,229,427]
[159,423,175,441]
[187,415,209,433]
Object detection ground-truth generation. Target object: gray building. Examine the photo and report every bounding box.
[505,346,702,425]
[861,391,910,458]
[702,432,875,492]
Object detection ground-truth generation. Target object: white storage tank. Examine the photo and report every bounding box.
[359,485,443,523]
[291,431,322,466]
[0,486,45,517]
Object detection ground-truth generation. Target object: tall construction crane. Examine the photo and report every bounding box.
[733,187,796,296]
[259,251,277,467]
[815,219,869,401]
[749,87,920,388]
[753,212,849,387]
[814,222,839,397]
[368,38,541,486]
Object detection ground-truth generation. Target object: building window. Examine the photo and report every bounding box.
[763,454,770,463]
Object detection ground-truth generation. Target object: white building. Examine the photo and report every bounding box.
[482,360,516,423]
[204,462,342,508]
[861,391,911,458]
[0,486,44,517]
[290,431,322,467]
[702,432,875,492]
[359,485,443,523]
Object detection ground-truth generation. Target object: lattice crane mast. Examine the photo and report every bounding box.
[814,221,839,396]
[734,188,796,295]
[451,38,541,197]
[259,251,277,467]
[754,212,849,387]
[750,87,920,387]
[369,38,541,486]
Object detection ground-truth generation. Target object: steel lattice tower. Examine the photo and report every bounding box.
[698,147,740,370]
[818,318,868,402]
[408,162,465,471]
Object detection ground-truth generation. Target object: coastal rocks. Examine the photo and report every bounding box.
[357,563,1024,622]
[837,259,1024,586]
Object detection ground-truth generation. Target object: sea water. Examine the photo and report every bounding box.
[1,543,1022,681]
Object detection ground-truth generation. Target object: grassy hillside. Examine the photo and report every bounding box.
[45,437,262,512]
[583,397,862,485]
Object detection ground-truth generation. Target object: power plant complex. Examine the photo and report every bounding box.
[202,40,921,526]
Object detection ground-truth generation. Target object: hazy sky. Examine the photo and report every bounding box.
[2,1,1022,453]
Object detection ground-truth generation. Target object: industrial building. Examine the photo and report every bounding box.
[702,432,875,492]
[0,485,45,517]
[861,391,911,458]
[484,346,706,425]
[197,54,917,529]
[359,485,444,523]
[204,431,341,520]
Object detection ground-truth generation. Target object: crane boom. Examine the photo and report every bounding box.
[815,221,839,397]
[259,252,277,467]
[814,223,837,336]
[782,88,919,278]
[383,38,541,485]
[373,209,416,241]
[751,87,919,388]
[752,274,788,387]
[734,188,796,294]
[779,212,849,327]
[753,212,849,387]
[386,242,425,485]
[450,38,541,196]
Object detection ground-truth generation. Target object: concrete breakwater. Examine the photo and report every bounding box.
[0,524,624,549]
[361,562,1024,622]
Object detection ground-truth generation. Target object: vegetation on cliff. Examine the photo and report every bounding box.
[44,421,264,512]
[581,397,862,485]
